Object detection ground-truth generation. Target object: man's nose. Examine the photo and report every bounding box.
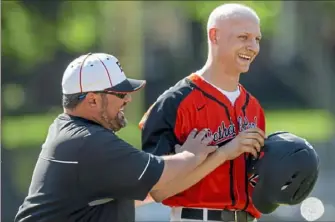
[247,40,259,52]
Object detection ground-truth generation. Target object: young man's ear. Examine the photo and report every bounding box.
[209,28,219,44]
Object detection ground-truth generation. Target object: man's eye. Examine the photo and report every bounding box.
[256,37,261,42]
[239,36,247,40]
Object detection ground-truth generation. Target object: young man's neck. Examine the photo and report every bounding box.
[197,58,240,92]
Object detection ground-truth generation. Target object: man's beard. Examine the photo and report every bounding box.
[114,110,128,131]
[101,108,128,132]
[100,97,128,132]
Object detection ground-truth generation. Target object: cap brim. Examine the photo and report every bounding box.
[252,181,280,214]
[106,78,146,93]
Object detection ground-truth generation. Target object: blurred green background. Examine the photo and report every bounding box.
[2,1,335,221]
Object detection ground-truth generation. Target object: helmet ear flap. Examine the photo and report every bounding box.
[292,169,319,203]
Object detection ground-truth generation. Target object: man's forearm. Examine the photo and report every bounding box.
[150,150,227,202]
[150,151,203,191]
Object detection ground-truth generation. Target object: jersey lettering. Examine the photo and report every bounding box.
[238,116,258,132]
[208,120,236,144]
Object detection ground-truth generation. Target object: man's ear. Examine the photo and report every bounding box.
[209,28,218,44]
[86,92,98,108]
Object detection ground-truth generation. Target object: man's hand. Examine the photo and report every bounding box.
[149,128,218,192]
[219,127,266,160]
[177,129,217,164]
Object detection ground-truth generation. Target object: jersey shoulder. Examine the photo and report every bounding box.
[139,77,195,128]
[156,77,195,107]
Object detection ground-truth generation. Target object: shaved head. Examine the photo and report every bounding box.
[207,3,260,33]
[205,3,262,74]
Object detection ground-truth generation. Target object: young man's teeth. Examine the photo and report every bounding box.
[239,54,251,60]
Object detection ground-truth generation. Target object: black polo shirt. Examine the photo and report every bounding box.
[14,113,164,222]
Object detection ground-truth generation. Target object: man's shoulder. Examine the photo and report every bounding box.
[139,76,196,129]
[56,113,107,135]
[39,114,110,160]
[157,77,194,102]
[48,113,116,149]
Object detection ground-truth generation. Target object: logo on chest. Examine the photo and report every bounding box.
[208,116,258,144]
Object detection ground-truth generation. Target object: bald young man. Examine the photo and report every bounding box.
[139,3,266,222]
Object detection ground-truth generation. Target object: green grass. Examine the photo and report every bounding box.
[3,113,59,149]
[2,109,334,150]
[265,109,334,142]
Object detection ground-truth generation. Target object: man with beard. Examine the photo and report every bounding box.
[14,53,221,222]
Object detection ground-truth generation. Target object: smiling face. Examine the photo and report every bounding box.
[209,12,262,74]
[82,91,132,132]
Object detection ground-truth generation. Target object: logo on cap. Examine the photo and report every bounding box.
[116,61,124,73]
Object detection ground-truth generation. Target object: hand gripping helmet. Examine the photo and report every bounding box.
[248,131,320,214]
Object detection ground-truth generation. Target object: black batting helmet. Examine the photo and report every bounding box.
[248,131,320,214]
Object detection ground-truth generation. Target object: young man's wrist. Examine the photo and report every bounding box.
[215,148,228,163]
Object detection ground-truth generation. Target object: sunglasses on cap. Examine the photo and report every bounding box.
[78,91,128,100]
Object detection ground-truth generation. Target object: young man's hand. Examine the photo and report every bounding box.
[219,127,266,160]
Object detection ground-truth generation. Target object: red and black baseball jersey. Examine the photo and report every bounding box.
[139,73,266,218]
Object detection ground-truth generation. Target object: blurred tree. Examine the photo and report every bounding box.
[2,1,100,116]
[270,1,335,113]
[2,1,100,70]
[2,1,57,70]
[57,1,99,53]
[182,1,282,35]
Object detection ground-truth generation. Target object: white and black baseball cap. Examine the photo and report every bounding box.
[61,53,146,94]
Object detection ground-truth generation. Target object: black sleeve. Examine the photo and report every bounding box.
[140,91,184,156]
[78,131,164,201]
